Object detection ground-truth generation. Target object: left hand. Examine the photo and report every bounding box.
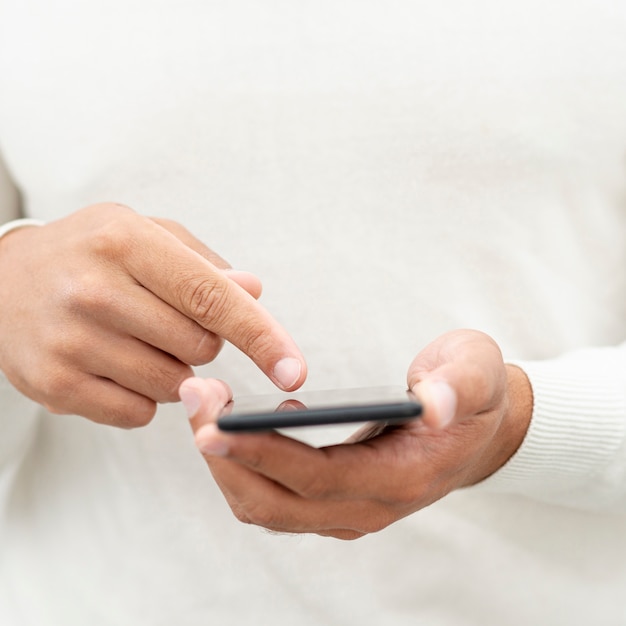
[180,330,533,540]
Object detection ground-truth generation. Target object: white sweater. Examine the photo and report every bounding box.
[0,1,625,624]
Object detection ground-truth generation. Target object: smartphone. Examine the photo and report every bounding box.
[217,385,422,432]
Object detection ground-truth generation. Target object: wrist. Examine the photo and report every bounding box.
[469,364,533,485]
[503,363,534,447]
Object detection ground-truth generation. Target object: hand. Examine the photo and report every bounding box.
[181,330,532,540]
[0,204,306,427]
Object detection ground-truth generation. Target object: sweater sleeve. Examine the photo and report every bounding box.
[477,343,626,512]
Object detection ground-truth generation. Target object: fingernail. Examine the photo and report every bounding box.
[272,357,302,390]
[427,380,457,428]
[196,424,229,457]
[179,386,201,419]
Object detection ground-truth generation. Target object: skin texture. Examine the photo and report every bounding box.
[0,203,306,427]
[181,330,533,540]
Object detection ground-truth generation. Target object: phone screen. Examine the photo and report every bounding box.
[217,386,422,432]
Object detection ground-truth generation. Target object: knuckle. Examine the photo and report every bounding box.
[186,332,224,366]
[392,486,420,508]
[107,398,156,429]
[358,511,396,535]
[244,501,282,530]
[89,212,137,261]
[39,325,90,369]
[165,364,195,399]
[231,505,252,526]
[329,530,366,541]
[37,368,76,403]
[360,520,386,535]
[142,360,192,403]
[181,276,232,327]
[42,403,68,416]
[237,325,274,361]
[237,446,269,474]
[298,473,332,500]
[384,483,427,510]
[59,270,115,319]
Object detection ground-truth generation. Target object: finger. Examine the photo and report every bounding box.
[315,529,365,540]
[81,280,224,366]
[152,218,263,299]
[410,380,458,430]
[121,220,306,390]
[77,331,193,403]
[200,453,396,535]
[182,378,419,533]
[191,415,415,503]
[179,377,242,514]
[150,217,231,268]
[41,373,157,428]
[180,376,233,424]
[407,330,505,428]
[180,376,328,493]
[223,270,263,300]
[182,377,416,502]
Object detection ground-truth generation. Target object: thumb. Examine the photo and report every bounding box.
[412,378,458,430]
[407,330,505,429]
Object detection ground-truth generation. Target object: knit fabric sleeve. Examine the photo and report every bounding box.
[476,343,626,512]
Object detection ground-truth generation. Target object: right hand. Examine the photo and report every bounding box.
[0,204,306,427]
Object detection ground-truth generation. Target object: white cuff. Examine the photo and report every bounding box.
[476,346,626,509]
[0,218,45,240]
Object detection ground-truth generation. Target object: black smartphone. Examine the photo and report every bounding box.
[217,386,422,432]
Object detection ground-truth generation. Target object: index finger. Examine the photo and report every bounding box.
[121,219,307,390]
